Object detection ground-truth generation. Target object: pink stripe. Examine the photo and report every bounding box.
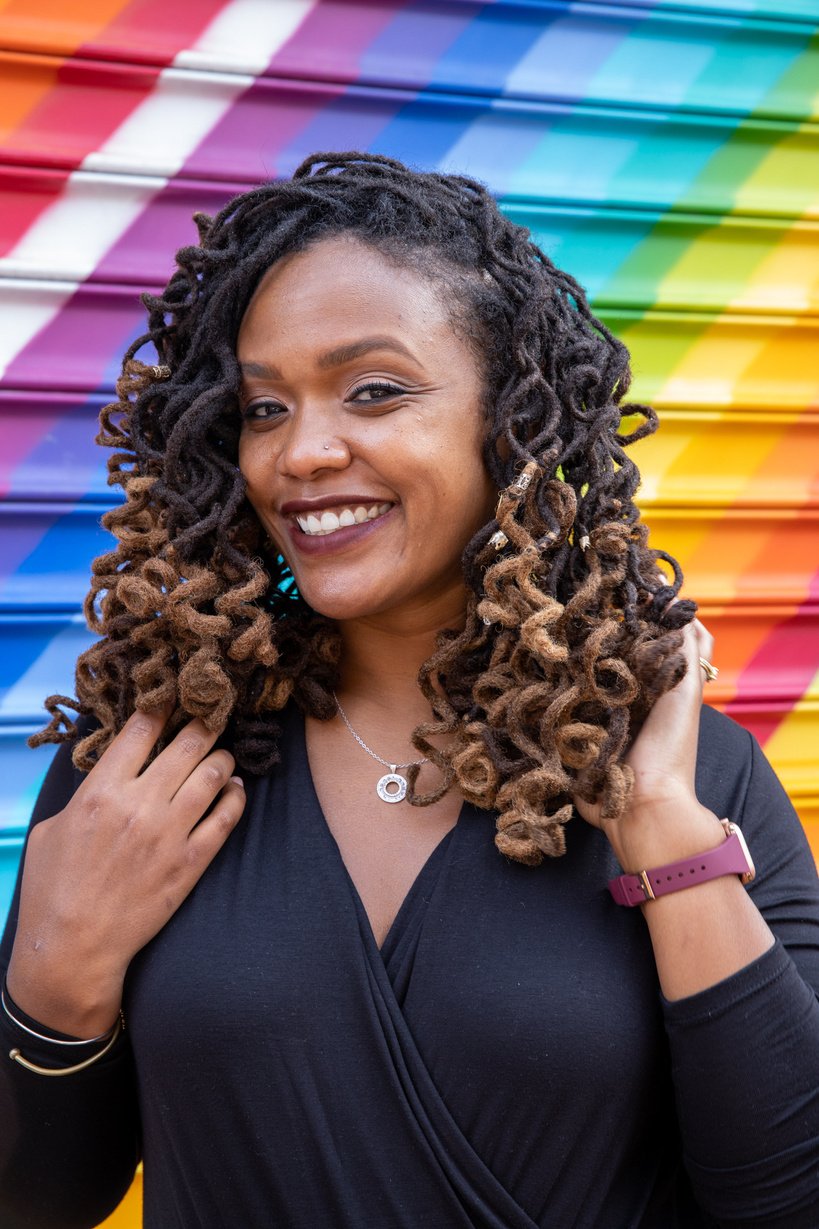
[180,4,418,181]
[726,587,819,744]
[716,701,790,748]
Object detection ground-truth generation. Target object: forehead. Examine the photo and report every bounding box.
[238,236,455,350]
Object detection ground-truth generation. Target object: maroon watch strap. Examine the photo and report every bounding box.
[608,822,755,907]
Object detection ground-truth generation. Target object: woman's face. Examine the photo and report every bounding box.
[236,235,496,625]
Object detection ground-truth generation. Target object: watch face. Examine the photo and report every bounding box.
[727,822,756,885]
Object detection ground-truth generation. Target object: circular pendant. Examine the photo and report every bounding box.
[376,772,407,804]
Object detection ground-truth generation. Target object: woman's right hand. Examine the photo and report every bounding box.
[5,708,246,1038]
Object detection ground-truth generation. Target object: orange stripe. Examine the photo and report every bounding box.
[644,508,818,605]
[0,0,131,56]
[696,604,791,705]
[630,409,819,510]
[743,413,819,507]
[0,50,62,142]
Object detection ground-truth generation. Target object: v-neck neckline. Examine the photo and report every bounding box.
[297,710,463,956]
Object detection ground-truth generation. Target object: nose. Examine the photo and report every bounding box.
[276,405,351,479]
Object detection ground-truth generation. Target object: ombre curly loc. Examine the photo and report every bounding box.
[32,150,696,866]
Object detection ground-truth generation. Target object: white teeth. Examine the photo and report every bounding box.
[295,502,393,536]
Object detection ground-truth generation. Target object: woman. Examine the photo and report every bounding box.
[1,152,818,1228]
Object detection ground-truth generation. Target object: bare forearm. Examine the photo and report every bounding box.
[606,802,774,1001]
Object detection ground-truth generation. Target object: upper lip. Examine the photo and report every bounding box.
[279,494,396,515]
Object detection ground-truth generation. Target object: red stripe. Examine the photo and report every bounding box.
[3,59,160,172]
[0,167,68,256]
[77,0,232,68]
[726,588,819,745]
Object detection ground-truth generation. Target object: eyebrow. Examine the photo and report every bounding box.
[238,336,418,380]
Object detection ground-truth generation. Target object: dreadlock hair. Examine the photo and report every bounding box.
[32,150,696,866]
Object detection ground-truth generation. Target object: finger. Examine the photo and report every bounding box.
[690,619,716,689]
[88,705,172,781]
[145,718,220,796]
[170,748,236,822]
[629,621,703,748]
[184,777,246,874]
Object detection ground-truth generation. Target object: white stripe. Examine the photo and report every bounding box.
[174,0,316,76]
[0,173,165,283]
[0,0,316,368]
[81,68,255,178]
[0,279,78,382]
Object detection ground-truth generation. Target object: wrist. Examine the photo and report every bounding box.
[604,799,725,875]
[6,951,124,1040]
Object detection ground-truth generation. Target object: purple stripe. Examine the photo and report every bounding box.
[501,13,641,103]
[269,0,411,83]
[359,1,485,90]
[0,392,107,501]
[1,284,154,394]
[273,90,409,179]
[181,3,418,181]
[179,79,352,182]
[94,178,252,283]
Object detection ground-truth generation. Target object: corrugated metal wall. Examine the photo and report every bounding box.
[1,2,817,1219]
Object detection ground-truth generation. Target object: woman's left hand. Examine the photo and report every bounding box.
[574,618,722,872]
[574,616,775,1000]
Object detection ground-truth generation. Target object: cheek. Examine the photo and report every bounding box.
[238,437,272,499]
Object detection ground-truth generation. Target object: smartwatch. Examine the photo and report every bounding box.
[608,819,755,907]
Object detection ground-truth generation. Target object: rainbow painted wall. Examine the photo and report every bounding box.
[1,2,818,1220]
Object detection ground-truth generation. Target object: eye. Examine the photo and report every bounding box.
[349,381,406,403]
[242,400,285,422]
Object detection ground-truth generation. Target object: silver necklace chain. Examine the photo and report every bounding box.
[333,692,427,804]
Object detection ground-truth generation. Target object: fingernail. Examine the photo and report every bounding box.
[230,776,244,788]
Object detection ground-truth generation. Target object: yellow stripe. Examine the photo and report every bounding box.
[733,121,819,218]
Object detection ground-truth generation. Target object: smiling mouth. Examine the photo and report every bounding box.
[293,502,393,537]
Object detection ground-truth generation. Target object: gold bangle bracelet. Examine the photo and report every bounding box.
[1,984,117,1047]
[9,1014,124,1077]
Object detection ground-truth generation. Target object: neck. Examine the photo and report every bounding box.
[336,592,467,719]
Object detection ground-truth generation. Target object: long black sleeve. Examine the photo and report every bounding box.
[2,707,819,1228]
[0,738,140,1229]
[665,721,819,1226]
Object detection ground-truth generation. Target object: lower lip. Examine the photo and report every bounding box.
[284,507,395,557]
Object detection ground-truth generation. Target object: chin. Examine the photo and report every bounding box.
[293,583,391,623]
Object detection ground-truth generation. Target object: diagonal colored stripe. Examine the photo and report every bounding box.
[726,589,819,742]
[1,54,161,170]
[0,51,62,141]
[79,0,234,68]
[0,390,108,501]
[0,0,130,55]
[0,167,68,257]
[270,0,408,83]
